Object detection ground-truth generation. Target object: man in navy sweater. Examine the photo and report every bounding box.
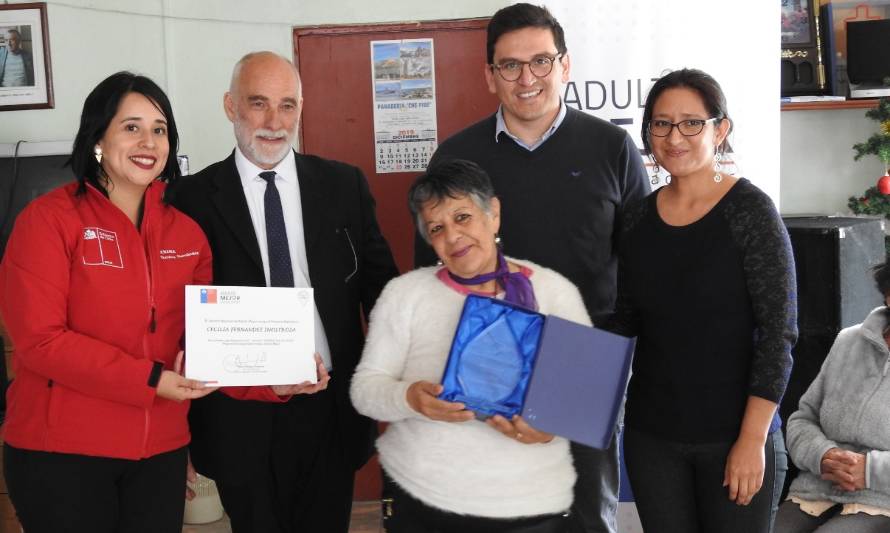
[414,4,649,532]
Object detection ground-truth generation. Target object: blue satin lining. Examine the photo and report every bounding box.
[439,295,544,418]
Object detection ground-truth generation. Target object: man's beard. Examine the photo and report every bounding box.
[234,121,294,168]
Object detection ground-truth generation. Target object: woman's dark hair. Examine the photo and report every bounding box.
[874,260,890,297]
[487,3,566,64]
[641,68,733,156]
[68,71,180,198]
[408,159,496,242]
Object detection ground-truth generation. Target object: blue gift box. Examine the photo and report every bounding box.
[439,294,636,449]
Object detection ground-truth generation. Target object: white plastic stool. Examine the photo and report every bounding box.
[183,474,225,524]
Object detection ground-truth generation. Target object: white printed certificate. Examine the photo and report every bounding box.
[184,285,316,386]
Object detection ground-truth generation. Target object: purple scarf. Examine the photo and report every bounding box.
[448,251,538,310]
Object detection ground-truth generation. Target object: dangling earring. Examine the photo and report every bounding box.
[649,157,669,186]
[94,146,103,164]
[650,162,661,186]
[713,152,723,183]
[494,234,502,248]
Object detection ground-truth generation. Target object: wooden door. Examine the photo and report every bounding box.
[294,19,497,500]
[295,19,497,272]
[294,18,497,501]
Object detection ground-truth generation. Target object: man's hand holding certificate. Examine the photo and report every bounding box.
[185,285,317,386]
[269,353,330,395]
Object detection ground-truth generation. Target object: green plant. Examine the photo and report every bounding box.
[848,187,890,254]
[850,90,890,253]
[849,185,890,215]
[852,96,890,168]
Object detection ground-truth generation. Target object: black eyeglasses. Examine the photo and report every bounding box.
[647,118,719,137]
[490,54,563,82]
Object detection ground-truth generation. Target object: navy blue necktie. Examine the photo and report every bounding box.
[259,171,294,288]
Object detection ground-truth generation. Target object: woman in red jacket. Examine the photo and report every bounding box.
[0,72,215,533]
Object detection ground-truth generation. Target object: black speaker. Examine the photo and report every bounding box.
[0,152,73,259]
[847,19,890,85]
[780,216,884,497]
[784,217,885,337]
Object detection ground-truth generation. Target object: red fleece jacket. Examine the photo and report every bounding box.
[0,181,212,459]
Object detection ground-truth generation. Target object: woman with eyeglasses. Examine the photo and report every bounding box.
[607,68,796,533]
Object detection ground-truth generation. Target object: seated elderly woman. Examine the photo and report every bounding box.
[775,260,890,533]
[350,159,590,533]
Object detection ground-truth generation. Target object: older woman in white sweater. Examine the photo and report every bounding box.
[350,159,589,533]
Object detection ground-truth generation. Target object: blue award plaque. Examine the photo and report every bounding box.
[439,295,542,418]
[440,294,636,449]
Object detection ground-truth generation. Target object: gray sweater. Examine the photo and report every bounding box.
[786,306,890,509]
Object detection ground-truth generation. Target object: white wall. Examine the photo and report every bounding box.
[2,0,879,215]
[780,108,887,215]
[547,0,780,204]
[0,0,508,171]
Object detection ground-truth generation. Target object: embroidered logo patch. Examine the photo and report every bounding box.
[81,227,124,269]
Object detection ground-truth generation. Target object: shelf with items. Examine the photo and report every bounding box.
[782,2,890,112]
[781,98,879,111]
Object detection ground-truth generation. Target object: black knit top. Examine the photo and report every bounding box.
[611,178,797,443]
[417,107,650,324]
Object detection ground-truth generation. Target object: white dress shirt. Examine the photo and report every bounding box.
[494,99,567,151]
[235,147,333,371]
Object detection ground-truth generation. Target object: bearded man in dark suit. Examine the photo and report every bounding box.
[171,51,398,533]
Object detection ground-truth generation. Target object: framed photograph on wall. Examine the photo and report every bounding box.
[781,0,814,45]
[0,2,53,111]
[781,0,825,96]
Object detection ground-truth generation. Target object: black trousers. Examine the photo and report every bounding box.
[382,473,570,533]
[215,387,354,533]
[774,501,890,533]
[624,427,788,533]
[4,443,188,533]
[568,428,621,533]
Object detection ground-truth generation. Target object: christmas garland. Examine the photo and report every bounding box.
[849,93,890,253]
[849,95,890,209]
